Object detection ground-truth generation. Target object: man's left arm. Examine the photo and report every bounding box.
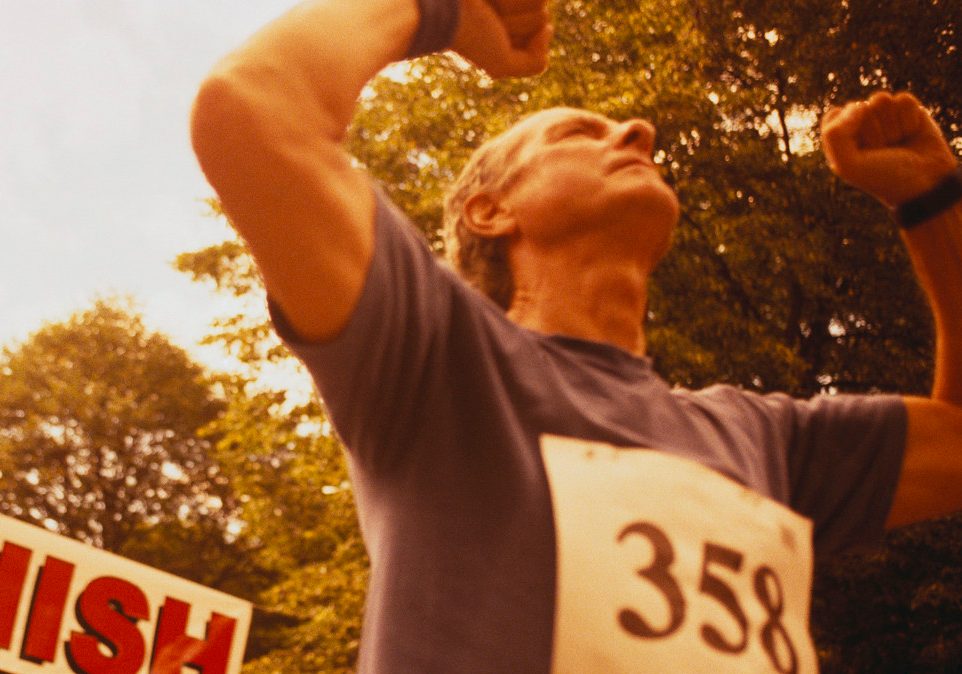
[821,91,962,528]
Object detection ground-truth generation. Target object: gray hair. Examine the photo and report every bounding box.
[442,123,531,310]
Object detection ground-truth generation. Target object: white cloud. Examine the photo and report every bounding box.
[0,1,290,367]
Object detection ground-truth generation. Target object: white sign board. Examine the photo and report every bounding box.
[0,514,252,674]
[541,435,817,674]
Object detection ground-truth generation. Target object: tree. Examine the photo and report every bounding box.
[0,299,231,552]
[811,515,962,673]
[339,0,944,397]
[175,373,366,670]
[675,1,962,669]
[144,224,369,667]
[179,0,961,668]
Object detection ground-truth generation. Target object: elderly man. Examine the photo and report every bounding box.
[191,0,962,671]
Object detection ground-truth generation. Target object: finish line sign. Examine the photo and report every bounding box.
[0,514,251,674]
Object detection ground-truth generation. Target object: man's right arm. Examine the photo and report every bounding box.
[190,0,551,342]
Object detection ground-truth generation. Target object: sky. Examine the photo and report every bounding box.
[0,1,295,370]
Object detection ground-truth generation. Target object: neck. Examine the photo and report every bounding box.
[506,244,650,357]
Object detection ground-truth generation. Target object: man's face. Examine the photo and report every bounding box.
[494,108,680,263]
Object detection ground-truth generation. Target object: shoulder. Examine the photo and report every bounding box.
[674,383,795,421]
[678,383,903,422]
[675,385,907,449]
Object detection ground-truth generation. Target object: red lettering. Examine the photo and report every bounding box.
[150,598,235,674]
[0,541,32,650]
[66,576,150,674]
[21,556,75,663]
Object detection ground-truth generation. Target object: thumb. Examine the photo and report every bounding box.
[453,0,552,78]
[821,102,865,176]
[502,22,553,75]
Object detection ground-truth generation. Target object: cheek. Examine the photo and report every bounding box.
[513,168,601,214]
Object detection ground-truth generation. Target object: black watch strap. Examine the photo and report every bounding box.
[894,165,962,229]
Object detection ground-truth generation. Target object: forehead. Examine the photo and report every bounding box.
[507,107,612,143]
[487,108,613,175]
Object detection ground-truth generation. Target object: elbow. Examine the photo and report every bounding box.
[190,67,342,188]
[190,72,250,183]
[190,74,230,150]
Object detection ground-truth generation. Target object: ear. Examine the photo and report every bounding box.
[463,192,517,239]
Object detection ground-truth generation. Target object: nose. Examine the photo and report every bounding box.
[614,119,655,154]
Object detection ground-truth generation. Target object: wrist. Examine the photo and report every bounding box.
[406,0,461,59]
[894,165,962,229]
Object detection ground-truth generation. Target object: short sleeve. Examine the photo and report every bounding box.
[268,185,461,470]
[684,385,907,555]
[786,393,907,555]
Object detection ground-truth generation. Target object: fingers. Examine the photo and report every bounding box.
[502,8,550,47]
[518,21,553,72]
[823,91,927,160]
[832,91,927,150]
[482,0,552,47]
[862,91,923,148]
[455,0,552,78]
[857,98,888,149]
[494,22,553,77]
[821,90,955,206]
[892,91,927,139]
[871,92,908,144]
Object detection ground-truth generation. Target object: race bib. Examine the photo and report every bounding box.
[541,435,817,674]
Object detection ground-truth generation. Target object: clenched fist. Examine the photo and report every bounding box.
[821,92,957,209]
[452,0,553,78]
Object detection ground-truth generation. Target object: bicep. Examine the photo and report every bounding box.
[886,396,962,528]
[783,392,905,553]
[191,74,375,343]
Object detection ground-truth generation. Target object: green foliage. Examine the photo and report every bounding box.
[242,539,368,673]
[206,386,358,571]
[0,299,230,552]
[174,235,287,367]
[344,0,947,397]
[175,198,368,670]
[119,517,277,602]
[199,382,367,671]
[813,513,962,673]
[177,0,961,669]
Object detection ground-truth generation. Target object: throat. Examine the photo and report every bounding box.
[507,267,649,357]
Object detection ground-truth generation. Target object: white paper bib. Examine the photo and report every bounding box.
[541,435,817,674]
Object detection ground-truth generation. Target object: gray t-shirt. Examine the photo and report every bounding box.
[271,186,907,674]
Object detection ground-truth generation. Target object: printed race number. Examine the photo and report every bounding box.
[540,435,817,674]
[617,524,798,673]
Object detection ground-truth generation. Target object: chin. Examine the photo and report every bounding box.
[656,181,681,221]
[651,226,675,265]
[625,189,679,262]
[634,185,680,229]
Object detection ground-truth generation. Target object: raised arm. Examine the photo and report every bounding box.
[190,0,551,341]
[821,91,962,527]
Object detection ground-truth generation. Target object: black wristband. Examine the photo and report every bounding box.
[894,165,962,229]
[406,0,461,59]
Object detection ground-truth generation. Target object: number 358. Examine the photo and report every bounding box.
[617,521,800,674]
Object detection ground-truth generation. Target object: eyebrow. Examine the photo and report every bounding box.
[544,114,609,142]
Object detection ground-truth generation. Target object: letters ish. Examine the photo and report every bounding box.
[0,518,251,674]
